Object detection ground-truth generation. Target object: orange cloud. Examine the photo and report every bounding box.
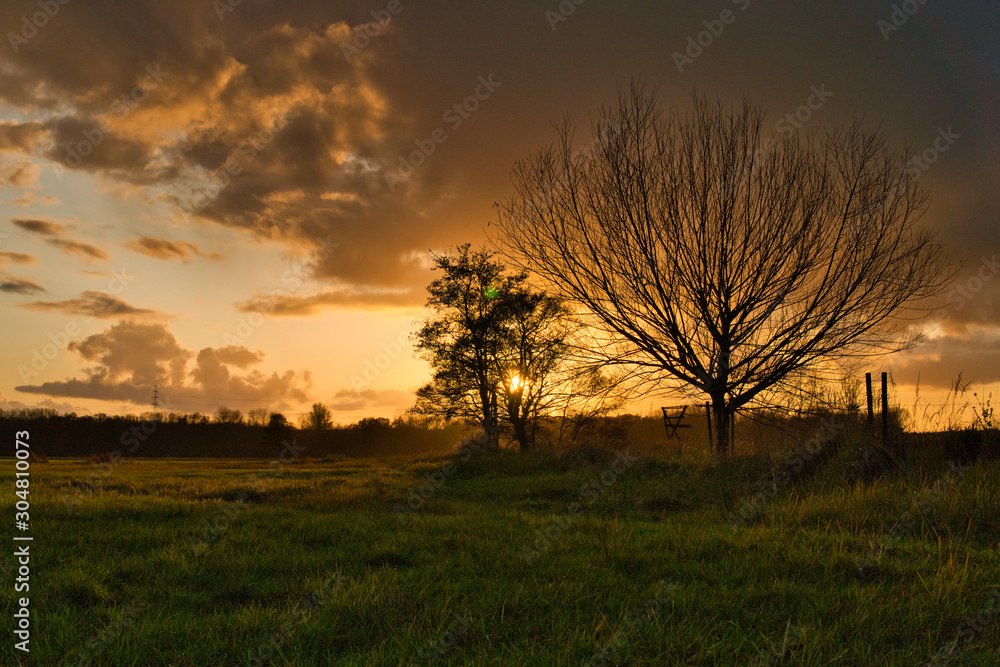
[45,238,110,261]
[15,320,311,410]
[11,217,67,236]
[237,287,419,316]
[0,251,36,267]
[20,291,162,319]
[124,235,221,262]
[0,276,45,295]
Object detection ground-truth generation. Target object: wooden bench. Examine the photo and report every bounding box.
[661,405,692,441]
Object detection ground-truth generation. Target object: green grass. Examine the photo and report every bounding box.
[2,446,998,665]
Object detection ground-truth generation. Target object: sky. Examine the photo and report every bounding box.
[0,0,997,425]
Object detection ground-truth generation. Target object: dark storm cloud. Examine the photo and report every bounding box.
[125,236,221,262]
[0,0,995,328]
[20,291,161,319]
[15,320,311,409]
[889,331,1000,389]
[0,0,474,292]
[930,253,1000,335]
[42,115,153,174]
[0,276,44,294]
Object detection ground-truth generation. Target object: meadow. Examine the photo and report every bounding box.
[3,424,999,665]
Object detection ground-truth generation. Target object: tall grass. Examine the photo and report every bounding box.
[4,434,998,665]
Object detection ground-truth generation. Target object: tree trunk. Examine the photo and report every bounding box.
[513,418,531,452]
[484,388,501,450]
[711,395,731,457]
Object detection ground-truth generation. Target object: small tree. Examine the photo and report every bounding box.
[411,244,571,451]
[215,406,243,424]
[300,402,334,430]
[266,412,290,429]
[497,290,572,450]
[247,407,270,427]
[263,412,293,450]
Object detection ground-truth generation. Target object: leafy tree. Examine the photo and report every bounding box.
[300,402,334,430]
[266,412,290,429]
[496,84,952,456]
[410,245,571,451]
[355,416,391,430]
[263,411,294,450]
[496,289,572,449]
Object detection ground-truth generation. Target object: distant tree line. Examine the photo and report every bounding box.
[0,409,465,459]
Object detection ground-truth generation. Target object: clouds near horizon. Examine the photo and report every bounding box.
[15,320,311,411]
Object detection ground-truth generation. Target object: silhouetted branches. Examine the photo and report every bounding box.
[496,83,953,456]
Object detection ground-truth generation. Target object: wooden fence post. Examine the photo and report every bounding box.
[705,402,712,450]
[865,372,874,427]
[881,372,889,446]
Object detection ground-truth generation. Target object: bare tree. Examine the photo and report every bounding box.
[214,406,244,424]
[495,84,952,456]
[247,407,270,427]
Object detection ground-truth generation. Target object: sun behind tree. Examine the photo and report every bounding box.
[409,244,572,451]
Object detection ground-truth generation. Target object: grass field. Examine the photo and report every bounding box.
[3,435,999,665]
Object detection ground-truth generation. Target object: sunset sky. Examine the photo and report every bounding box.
[0,0,996,424]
